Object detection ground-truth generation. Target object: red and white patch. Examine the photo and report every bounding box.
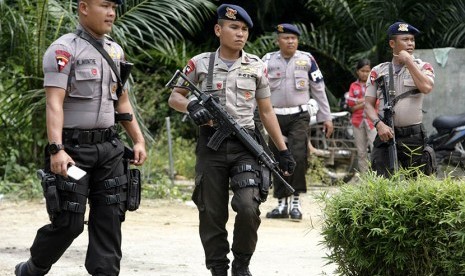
[55,50,71,59]
[55,50,71,72]
[216,82,223,90]
[56,56,69,72]
[91,68,98,76]
[423,63,435,77]
[184,59,196,75]
[370,70,378,85]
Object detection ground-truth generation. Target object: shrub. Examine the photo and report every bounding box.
[319,171,465,275]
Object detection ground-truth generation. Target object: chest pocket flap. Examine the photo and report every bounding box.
[70,68,101,98]
[236,77,256,106]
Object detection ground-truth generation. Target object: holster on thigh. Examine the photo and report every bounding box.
[230,164,270,202]
[37,169,88,222]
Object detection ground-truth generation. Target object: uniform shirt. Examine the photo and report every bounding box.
[347,80,374,129]
[43,25,125,129]
[366,58,435,127]
[262,50,331,122]
[180,49,270,129]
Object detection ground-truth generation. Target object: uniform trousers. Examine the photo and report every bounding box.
[269,111,310,198]
[371,123,427,177]
[353,119,377,173]
[30,137,126,275]
[193,127,262,269]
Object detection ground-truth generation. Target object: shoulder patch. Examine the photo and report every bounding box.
[183,59,196,75]
[55,50,71,72]
[370,70,378,85]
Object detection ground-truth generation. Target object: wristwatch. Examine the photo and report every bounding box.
[373,119,381,128]
[48,142,64,155]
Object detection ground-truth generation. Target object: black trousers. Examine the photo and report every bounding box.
[30,138,126,275]
[269,111,310,198]
[371,123,427,178]
[193,127,261,269]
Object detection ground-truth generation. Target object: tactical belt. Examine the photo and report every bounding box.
[394,123,424,137]
[63,126,116,145]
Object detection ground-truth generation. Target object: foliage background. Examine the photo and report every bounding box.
[319,173,465,275]
[0,0,464,196]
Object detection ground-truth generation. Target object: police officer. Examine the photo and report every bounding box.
[168,4,295,276]
[15,0,146,275]
[263,23,333,220]
[365,22,435,177]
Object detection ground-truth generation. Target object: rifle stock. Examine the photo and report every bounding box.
[166,70,295,194]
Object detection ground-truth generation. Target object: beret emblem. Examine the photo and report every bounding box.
[398,24,409,32]
[225,7,237,20]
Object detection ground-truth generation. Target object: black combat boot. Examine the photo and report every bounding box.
[231,253,252,276]
[209,264,228,276]
[289,193,302,220]
[15,259,49,276]
[265,197,289,219]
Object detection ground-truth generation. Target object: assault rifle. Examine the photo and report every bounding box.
[376,63,399,172]
[166,70,295,194]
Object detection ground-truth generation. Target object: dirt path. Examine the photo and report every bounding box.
[0,186,337,276]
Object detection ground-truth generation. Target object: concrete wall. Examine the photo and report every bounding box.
[414,48,465,135]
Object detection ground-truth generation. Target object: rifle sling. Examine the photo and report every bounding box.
[206,52,215,90]
[75,30,123,98]
[390,89,420,107]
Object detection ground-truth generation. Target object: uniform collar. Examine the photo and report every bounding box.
[277,50,299,60]
[215,49,250,69]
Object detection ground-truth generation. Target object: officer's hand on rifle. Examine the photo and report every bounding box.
[376,121,394,142]
[278,149,296,176]
[187,100,213,126]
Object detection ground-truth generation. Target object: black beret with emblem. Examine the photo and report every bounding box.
[77,0,122,4]
[387,22,420,37]
[217,4,253,28]
[276,23,301,36]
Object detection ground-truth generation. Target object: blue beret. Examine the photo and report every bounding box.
[276,23,301,36]
[387,22,420,36]
[78,0,122,4]
[217,4,253,28]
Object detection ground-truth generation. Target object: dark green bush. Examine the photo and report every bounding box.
[319,171,465,276]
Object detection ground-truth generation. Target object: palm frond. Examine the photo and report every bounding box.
[113,0,216,58]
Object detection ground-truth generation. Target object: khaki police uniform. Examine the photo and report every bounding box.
[182,49,269,269]
[366,58,435,176]
[262,50,331,198]
[30,25,128,275]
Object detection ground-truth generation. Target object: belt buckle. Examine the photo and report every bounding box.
[93,131,102,143]
[79,131,92,144]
